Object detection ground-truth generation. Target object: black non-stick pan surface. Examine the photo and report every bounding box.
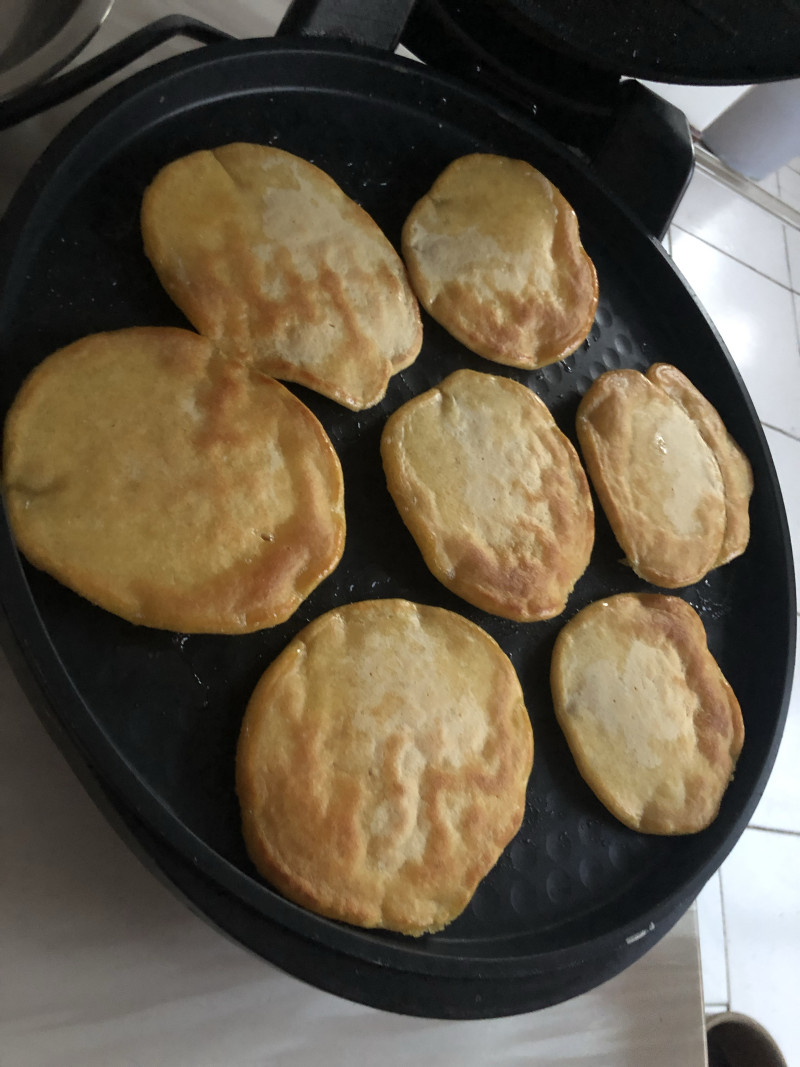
[0,37,795,1018]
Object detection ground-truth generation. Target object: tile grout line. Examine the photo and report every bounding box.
[782,213,797,298]
[747,824,800,837]
[693,141,800,230]
[671,222,800,298]
[718,865,733,1016]
[760,420,800,445]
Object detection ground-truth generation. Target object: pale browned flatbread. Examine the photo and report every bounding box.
[550,593,744,835]
[2,327,345,633]
[236,598,533,935]
[141,143,422,411]
[645,363,752,567]
[381,369,594,621]
[576,368,728,588]
[401,153,598,369]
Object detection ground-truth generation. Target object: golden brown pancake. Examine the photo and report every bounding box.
[141,143,422,410]
[645,363,752,567]
[576,368,728,588]
[2,327,345,633]
[236,598,534,935]
[550,593,744,835]
[381,369,594,620]
[401,153,598,369]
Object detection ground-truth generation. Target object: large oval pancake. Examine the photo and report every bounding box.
[401,153,598,369]
[381,369,594,621]
[236,598,534,936]
[2,327,345,633]
[141,143,422,411]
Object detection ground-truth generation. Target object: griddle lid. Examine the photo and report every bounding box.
[433,0,800,85]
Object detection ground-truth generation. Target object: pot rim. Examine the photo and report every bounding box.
[0,0,115,103]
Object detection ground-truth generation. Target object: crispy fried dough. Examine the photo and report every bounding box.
[2,327,345,632]
[550,593,744,835]
[576,368,728,588]
[645,363,752,567]
[141,143,422,410]
[236,598,533,935]
[401,153,598,369]
[381,369,594,620]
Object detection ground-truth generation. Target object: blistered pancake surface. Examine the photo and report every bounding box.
[236,598,534,935]
[2,327,345,633]
[576,368,727,588]
[550,593,744,835]
[646,363,752,567]
[381,369,594,620]
[141,143,422,410]
[401,153,598,369]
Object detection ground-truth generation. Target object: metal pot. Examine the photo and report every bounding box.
[0,0,114,102]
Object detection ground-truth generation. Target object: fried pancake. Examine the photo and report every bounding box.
[576,368,727,588]
[236,598,534,935]
[401,153,598,369]
[141,143,422,410]
[646,363,752,567]
[381,369,594,621]
[550,593,744,835]
[2,327,345,633]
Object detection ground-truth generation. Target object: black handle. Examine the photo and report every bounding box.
[0,16,233,133]
[278,0,418,51]
[592,81,695,240]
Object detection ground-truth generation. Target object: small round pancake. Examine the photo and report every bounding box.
[381,370,594,621]
[2,327,345,633]
[646,363,753,567]
[576,368,727,588]
[401,153,598,369]
[550,593,744,835]
[236,598,533,936]
[141,143,422,411]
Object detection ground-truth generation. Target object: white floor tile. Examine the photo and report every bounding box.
[670,228,800,437]
[672,170,791,286]
[751,624,800,834]
[757,172,781,197]
[777,166,800,213]
[787,225,800,294]
[720,828,800,1065]
[696,873,729,1007]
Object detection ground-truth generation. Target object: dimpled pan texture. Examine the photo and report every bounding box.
[381,369,594,621]
[236,598,534,936]
[550,593,744,835]
[576,367,731,588]
[141,143,423,411]
[401,153,598,369]
[2,327,345,633]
